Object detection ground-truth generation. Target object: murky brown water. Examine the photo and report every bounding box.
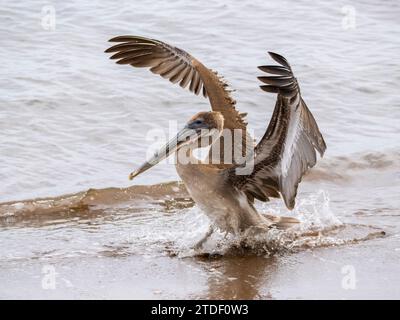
[0,152,398,299]
[1,0,399,299]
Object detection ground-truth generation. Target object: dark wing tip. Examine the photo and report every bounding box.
[257,76,294,86]
[108,35,131,42]
[318,136,327,157]
[106,36,134,53]
[260,85,279,94]
[285,198,295,210]
[258,53,299,98]
[108,35,157,44]
[104,45,122,54]
[268,52,291,69]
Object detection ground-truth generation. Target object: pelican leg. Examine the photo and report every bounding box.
[194,225,214,249]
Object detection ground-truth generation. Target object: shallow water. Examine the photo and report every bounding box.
[0,0,399,299]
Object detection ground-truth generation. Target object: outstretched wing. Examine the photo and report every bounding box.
[227,52,326,209]
[105,35,247,133]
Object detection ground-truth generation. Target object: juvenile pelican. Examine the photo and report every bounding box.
[105,36,326,244]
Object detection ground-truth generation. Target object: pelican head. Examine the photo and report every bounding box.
[129,111,224,180]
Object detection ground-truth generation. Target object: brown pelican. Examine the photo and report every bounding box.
[105,36,326,246]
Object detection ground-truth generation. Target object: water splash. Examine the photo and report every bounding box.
[0,184,386,261]
[172,190,384,257]
[294,189,342,230]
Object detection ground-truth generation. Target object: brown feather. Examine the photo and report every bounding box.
[105,35,251,164]
[227,52,326,210]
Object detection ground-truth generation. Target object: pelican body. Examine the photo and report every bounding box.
[105,36,326,241]
[175,140,268,234]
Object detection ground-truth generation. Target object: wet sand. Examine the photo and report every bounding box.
[0,237,397,299]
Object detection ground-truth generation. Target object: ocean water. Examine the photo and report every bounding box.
[0,0,399,299]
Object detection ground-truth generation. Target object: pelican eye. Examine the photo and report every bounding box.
[194,120,203,124]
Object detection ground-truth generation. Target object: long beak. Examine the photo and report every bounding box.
[129,127,199,180]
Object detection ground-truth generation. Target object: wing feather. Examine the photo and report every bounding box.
[227,52,326,209]
[105,35,251,164]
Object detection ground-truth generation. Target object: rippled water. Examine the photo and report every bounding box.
[0,0,399,299]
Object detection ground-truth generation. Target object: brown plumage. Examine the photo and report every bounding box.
[105,35,250,164]
[106,36,326,242]
[229,52,326,209]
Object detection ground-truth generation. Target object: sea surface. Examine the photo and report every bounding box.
[0,0,399,299]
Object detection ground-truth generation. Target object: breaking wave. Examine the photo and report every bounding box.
[1,150,398,220]
[0,150,393,260]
